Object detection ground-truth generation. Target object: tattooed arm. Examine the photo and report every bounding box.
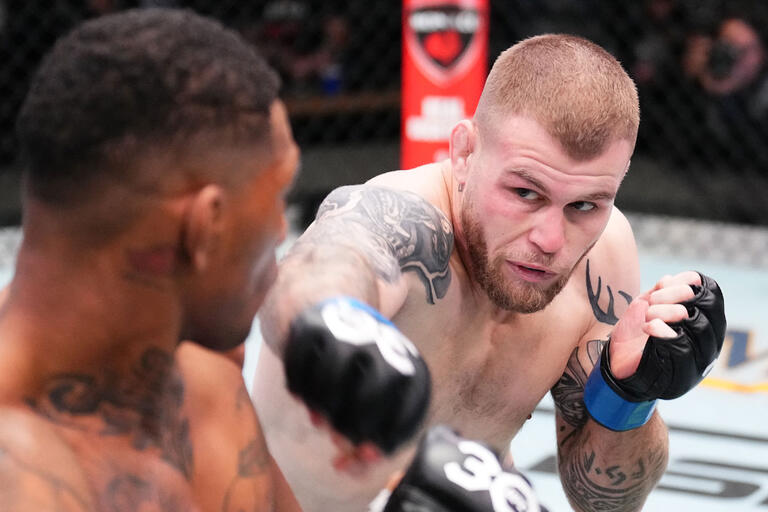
[551,210,669,512]
[176,343,302,512]
[260,184,453,356]
[218,409,302,512]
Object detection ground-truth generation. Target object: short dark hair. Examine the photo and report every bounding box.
[16,8,280,204]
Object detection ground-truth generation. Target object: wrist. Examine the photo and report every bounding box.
[583,348,657,432]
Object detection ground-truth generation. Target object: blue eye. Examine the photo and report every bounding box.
[515,188,539,200]
[570,201,596,212]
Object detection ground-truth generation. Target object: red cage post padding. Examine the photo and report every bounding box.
[401,0,488,168]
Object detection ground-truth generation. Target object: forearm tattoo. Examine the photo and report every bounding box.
[552,339,605,435]
[552,262,666,511]
[586,259,632,325]
[25,348,194,479]
[305,185,453,304]
[553,261,634,433]
[559,431,667,512]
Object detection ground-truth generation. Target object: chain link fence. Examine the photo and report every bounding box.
[0,0,767,225]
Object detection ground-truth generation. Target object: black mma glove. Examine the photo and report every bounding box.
[606,272,726,400]
[284,296,431,454]
[384,425,547,512]
[585,272,726,431]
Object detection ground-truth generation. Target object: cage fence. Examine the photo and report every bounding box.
[0,0,766,224]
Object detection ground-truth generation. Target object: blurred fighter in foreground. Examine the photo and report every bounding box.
[0,7,547,512]
[0,8,302,510]
[254,33,726,512]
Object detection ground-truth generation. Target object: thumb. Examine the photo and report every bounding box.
[609,298,650,379]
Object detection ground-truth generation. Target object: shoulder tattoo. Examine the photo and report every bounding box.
[25,348,194,480]
[586,259,632,326]
[104,474,186,511]
[312,185,454,304]
[222,385,271,512]
[222,439,270,512]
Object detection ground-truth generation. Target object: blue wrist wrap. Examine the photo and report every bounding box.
[583,356,657,432]
[320,296,394,326]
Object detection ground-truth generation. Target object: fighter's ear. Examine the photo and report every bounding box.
[183,184,226,272]
[449,120,476,185]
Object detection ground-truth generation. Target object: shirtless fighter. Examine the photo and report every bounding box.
[0,8,303,511]
[0,7,544,511]
[0,9,312,511]
[253,34,726,512]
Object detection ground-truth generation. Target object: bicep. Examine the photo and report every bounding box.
[261,184,454,353]
[312,185,454,301]
[583,209,641,327]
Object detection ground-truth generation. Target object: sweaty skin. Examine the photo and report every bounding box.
[0,95,302,510]
[254,116,668,512]
[0,343,299,512]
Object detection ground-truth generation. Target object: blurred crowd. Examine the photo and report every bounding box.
[0,0,767,180]
[625,0,768,170]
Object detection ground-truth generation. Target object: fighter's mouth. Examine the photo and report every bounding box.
[513,262,552,274]
[508,262,555,282]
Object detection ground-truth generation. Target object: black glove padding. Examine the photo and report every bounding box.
[284,296,431,454]
[384,425,547,512]
[603,272,726,401]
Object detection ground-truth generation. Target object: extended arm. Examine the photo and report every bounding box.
[258,184,453,455]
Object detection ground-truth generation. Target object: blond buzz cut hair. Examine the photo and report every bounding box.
[474,34,639,160]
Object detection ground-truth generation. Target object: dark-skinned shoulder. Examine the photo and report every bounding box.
[0,406,94,511]
[176,343,301,512]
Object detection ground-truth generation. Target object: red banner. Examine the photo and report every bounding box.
[401,0,488,168]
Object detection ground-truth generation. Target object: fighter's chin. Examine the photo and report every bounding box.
[187,324,252,353]
[487,271,564,313]
[502,267,560,293]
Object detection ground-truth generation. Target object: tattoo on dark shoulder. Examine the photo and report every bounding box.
[25,348,194,479]
[105,474,185,511]
[586,259,632,325]
[312,186,454,304]
[222,439,270,512]
[0,444,91,511]
[236,439,269,478]
[552,339,606,435]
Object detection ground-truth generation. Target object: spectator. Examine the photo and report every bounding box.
[682,16,768,168]
[684,17,765,96]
